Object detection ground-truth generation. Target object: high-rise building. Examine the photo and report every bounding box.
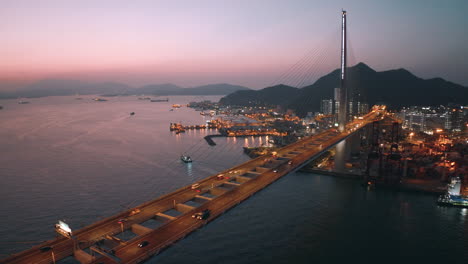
[449,106,463,132]
[358,102,369,115]
[321,99,334,115]
[334,88,341,102]
[335,101,340,115]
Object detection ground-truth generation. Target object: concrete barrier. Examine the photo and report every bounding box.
[131,224,153,236]
[74,248,94,264]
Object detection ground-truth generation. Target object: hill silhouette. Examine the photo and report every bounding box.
[220,63,468,116]
[219,84,299,106]
[0,80,250,98]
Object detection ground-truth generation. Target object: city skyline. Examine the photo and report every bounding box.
[1,0,467,89]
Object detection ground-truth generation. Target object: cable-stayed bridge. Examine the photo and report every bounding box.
[1,105,387,264]
[0,10,388,264]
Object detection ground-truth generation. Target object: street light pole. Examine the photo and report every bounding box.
[51,249,56,264]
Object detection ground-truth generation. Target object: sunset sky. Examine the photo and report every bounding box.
[1,0,467,89]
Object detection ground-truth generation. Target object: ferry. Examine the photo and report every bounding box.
[181,155,192,163]
[437,177,468,208]
[437,194,468,208]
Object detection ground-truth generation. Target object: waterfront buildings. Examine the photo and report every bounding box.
[397,105,467,133]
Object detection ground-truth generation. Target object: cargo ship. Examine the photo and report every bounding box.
[150,98,169,102]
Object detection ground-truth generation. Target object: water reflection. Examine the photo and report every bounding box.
[185,162,193,181]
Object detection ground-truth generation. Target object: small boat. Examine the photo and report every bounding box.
[93,98,107,102]
[130,112,135,116]
[181,155,192,163]
[169,109,174,111]
[18,101,30,104]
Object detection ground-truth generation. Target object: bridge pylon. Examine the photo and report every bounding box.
[338,10,348,132]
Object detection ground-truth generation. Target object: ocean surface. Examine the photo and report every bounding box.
[0,96,466,263]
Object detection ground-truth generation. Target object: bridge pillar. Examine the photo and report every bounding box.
[334,132,360,173]
[131,224,153,236]
[334,140,347,172]
[349,132,361,156]
[73,248,95,264]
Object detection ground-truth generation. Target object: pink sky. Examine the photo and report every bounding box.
[1,0,467,89]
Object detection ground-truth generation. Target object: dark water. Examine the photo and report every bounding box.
[0,96,466,263]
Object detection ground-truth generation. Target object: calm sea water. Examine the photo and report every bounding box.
[0,96,466,263]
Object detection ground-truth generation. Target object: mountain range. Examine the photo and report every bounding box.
[0,81,250,99]
[220,62,468,116]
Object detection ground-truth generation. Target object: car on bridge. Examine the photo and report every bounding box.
[129,209,141,216]
[39,246,52,253]
[138,241,149,248]
[192,209,210,220]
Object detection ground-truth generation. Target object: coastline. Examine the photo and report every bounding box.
[300,168,446,195]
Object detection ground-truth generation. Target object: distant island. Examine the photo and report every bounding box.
[220,62,468,116]
[0,81,251,99]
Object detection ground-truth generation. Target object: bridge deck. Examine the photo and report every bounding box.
[1,108,384,264]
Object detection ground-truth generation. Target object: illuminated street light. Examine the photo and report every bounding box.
[118,220,124,232]
[40,246,56,264]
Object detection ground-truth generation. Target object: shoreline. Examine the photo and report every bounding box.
[301,168,446,195]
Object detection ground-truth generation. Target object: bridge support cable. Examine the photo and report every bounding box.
[289,30,339,88]
[280,44,327,88]
[293,29,341,89]
[346,29,357,68]
[268,39,327,88]
[288,31,340,115]
[294,33,339,89]
[295,41,337,89]
[268,27,340,89]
